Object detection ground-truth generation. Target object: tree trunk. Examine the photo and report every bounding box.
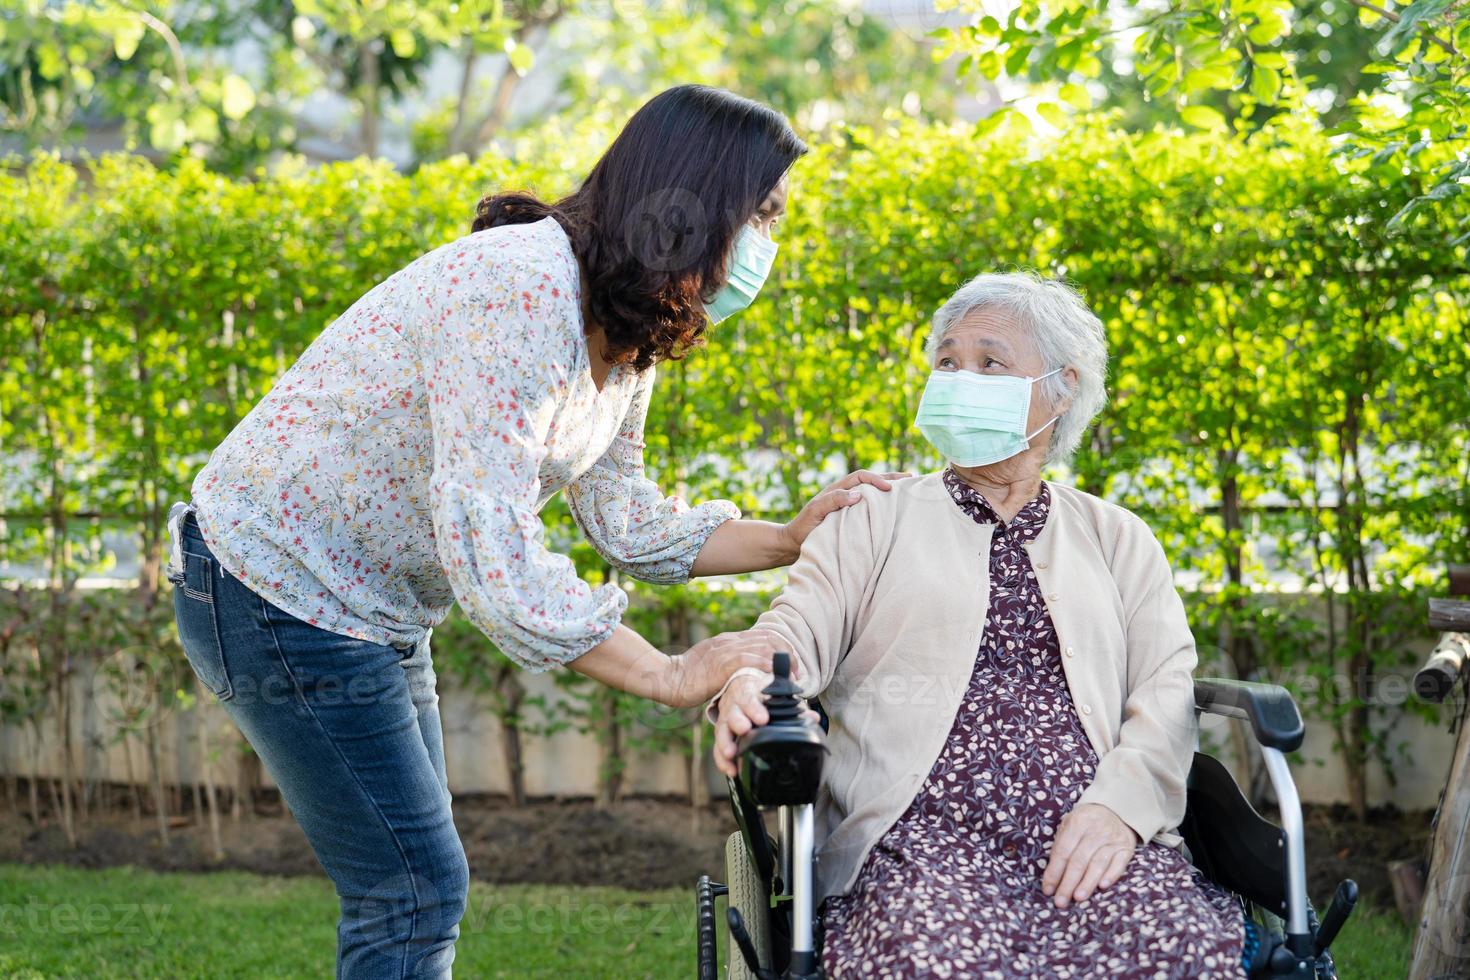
[446,50,479,156]
[470,65,523,156]
[1389,858,1425,925]
[123,733,143,823]
[236,741,261,821]
[44,484,77,845]
[494,667,527,807]
[146,709,169,844]
[358,39,381,158]
[498,715,526,807]
[689,724,708,833]
[80,668,101,821]
[197,686,224,861]
[596,686,623,809]
[53,674,76,846]
[677,608,708,831]
[1216,450,1269,807]
[1345,644,1372,822]
[466,18,559,158]
[1339,395,1371,822]
[234,749,248,821]
[27,726,41,824]
[595,566,625,808]
[1408,687,1470,978]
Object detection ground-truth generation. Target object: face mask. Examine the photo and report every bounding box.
[703,224,778,324]
[914,366,1063,468]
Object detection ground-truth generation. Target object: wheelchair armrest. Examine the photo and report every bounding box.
[1194,677,1304,752]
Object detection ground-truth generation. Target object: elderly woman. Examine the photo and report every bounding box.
[709,272,1247,978]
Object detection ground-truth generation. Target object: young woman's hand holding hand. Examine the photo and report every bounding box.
[667,629,792,708]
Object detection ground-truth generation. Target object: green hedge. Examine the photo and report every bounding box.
[2,116,1467,810]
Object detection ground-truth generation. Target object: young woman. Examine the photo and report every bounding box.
[168,84,902,977]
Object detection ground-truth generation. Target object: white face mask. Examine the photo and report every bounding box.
[914,367,1062,467]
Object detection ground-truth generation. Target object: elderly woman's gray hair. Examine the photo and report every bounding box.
[925,271,1109,467]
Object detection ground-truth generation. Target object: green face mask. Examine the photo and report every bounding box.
[703,224,778,324]
[914,367,1063,467]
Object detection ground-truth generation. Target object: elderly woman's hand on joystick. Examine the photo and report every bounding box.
[712,668,820,778]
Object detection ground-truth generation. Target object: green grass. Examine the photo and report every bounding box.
[1327,902,1415,977]
[0,865,692,979]
[0,864,1411,978]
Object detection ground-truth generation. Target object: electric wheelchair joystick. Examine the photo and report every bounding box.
[735,653,827,808]
[722,653,828,980]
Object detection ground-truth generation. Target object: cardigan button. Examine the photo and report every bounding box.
[1035,559,1049,570]
[1065,646,1076,658]
[1047,592,1059,602]
[1081,704,1092,715]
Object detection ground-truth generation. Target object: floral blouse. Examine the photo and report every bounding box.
[191,216,740,671]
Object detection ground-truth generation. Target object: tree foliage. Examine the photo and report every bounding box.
[936,0,1470,237]
[3,0,949,172]
[2,116,1466,810]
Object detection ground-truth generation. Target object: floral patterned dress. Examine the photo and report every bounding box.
[191,215,739,670]
[818,470,1247,979]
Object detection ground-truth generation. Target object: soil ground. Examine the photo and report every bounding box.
[0,791,735,891]
[0,788,1431,912]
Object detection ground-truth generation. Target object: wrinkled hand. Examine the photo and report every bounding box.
[662,630,789,709]
[1040,803,1141,908]
[780,470,913,557]
[712,671,819,778]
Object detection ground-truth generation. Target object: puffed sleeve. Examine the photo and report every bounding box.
[564,367,740,584]
[421,254,627,673]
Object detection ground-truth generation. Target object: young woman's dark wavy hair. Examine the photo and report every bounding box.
[472,85,807,371]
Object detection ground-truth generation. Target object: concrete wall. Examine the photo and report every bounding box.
[0,665,699,803]
[0,648,1457,812]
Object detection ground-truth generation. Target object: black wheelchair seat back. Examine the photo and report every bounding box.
[1181,751,1290,918]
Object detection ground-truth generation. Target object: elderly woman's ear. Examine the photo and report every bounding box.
[1053,366,1080,417]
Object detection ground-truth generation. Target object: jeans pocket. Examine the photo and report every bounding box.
[172,550,234,701]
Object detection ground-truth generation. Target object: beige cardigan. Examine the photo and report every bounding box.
[707,471,1199,904]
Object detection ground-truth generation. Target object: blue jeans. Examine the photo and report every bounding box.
[170,511,468,979]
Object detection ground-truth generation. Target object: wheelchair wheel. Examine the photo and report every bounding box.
[726,830,771,980]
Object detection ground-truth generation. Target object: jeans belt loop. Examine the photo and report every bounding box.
[166,501,194,583]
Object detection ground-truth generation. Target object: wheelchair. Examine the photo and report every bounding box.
[695,654,1360,979]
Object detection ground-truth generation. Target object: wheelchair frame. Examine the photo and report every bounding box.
[695,665,1359,980]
